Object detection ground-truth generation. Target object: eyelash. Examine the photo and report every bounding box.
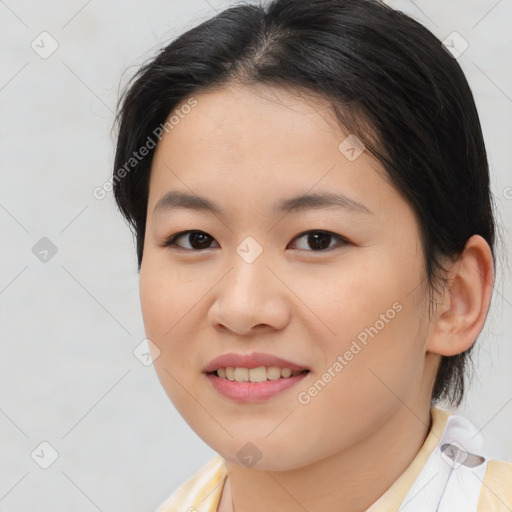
[163,230,350,253]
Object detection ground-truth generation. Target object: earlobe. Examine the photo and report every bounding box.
[427,235,494,357]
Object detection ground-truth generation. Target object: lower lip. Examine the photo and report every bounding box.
[205,371,309,402]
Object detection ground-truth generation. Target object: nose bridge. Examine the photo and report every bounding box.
[209,237,290,334]
[225,236,270,303]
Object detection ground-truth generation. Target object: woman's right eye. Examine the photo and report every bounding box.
[164,230,219,251]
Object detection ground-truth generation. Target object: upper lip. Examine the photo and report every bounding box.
[203,352,309,373]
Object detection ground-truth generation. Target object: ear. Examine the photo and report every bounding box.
[427,235,494,356]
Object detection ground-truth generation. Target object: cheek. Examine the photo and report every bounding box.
[309,249,429,408]
[139,254,209,392]
[139,265,168,344]
[300,254,418,348]
[288,302,429,465]
[326,298,429,425]
[139,254,199,340]
[139,261,190,390]
[139,271,200,426]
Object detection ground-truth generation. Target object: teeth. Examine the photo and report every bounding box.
[281,368,292,378]
[234,367,249,382]
[267,366,282,380]
[249,366,267,382]
[215,366,306,382]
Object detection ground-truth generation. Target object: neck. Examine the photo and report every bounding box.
[223,404,433,512]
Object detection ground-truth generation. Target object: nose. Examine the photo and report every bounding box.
[207,255,291,336]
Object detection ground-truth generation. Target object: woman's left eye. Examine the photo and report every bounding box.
[288,230,349,252]
[164,230,349,252]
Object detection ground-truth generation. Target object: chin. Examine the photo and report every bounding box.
[212,438,321,472]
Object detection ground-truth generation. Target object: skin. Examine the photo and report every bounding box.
[139,83,494,512]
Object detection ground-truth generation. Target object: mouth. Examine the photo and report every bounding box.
[202,352,310,402]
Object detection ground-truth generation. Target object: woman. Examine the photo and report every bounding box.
[112,0,511,510]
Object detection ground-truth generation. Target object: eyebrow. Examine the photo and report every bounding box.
[153,190,372,217]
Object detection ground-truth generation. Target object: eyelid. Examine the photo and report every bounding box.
[164,229,350,252]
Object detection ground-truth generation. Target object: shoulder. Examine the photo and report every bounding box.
[396,407,512,511]
[437,407,512,509]
[478,458,512,511]
[155,455,227,512]
[433,407,512,511]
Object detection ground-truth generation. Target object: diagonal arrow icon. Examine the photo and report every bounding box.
[31,441,59,469]
[236,236,263,263]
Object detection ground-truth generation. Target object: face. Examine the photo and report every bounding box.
[139,83,439,471]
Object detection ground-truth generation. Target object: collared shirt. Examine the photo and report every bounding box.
[156,407,512,512]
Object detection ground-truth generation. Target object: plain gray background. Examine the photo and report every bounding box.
[1,0,511,510]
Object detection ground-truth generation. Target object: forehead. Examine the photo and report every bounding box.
[147,83,407,222]
[160,83,349,161]
[152,84,372,176]
[176,82,337,129]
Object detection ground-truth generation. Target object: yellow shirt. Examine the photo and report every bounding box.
[156,407,512,512]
